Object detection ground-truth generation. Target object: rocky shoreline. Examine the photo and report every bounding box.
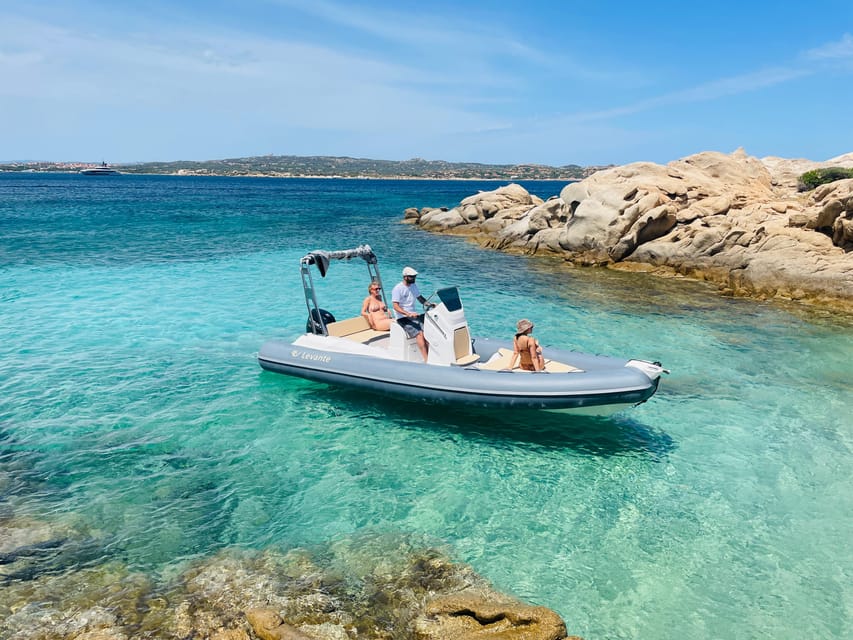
[404,149,853,314]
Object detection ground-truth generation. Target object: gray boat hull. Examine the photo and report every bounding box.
[258,336,660,415]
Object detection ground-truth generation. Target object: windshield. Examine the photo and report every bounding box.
[436,287,462,312]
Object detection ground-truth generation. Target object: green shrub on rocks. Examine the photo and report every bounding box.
[798,167,853,191]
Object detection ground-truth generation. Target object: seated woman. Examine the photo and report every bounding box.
[361,283,391,331]
[508,318,545,371]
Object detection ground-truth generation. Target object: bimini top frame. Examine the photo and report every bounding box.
[300,244,388,336]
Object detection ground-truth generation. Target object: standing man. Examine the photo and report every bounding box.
[392,266,433,361]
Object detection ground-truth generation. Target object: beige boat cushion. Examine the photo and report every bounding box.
[454,353,481,366]
[544,359,582,373]
[478,347,518,371]
[326,316,388,343]
[478,347,582,373]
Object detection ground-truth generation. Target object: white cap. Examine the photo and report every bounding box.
[402,266,418,276]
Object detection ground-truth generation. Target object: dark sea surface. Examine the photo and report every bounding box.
[1,173,851,638]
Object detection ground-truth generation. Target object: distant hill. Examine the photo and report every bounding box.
[0,155,606,180]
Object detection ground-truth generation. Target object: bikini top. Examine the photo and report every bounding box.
[366,298,387,313]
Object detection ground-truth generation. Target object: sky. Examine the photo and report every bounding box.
[1,0,852,166]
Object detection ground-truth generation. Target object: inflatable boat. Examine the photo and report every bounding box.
[258,245,667,415]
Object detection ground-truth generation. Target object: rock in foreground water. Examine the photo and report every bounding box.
[0,535,580,640]
[414,592,575,640]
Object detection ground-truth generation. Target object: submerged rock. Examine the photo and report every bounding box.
[0,534,580,640]
[0,561,153,639]
[246,608,314,640]
[0,515,112,586]
[405,149,853,311]
[414,592,574,640]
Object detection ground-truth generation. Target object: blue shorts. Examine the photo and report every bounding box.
[397,316,424,338]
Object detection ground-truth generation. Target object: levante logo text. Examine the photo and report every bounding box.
[291,350,332,363]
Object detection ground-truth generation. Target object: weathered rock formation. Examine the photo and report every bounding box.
[247,608,314,640]
[0,439,580,639]
[414,592,576,640]
[405,149,853,311]
[0,524,581,640]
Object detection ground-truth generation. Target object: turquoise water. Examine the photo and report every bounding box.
[1,173,852,638]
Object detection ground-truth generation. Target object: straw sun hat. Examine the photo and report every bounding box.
[516,319,534,333]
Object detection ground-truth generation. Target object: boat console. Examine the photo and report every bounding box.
[388,287,476,365]
[422,287,478,366]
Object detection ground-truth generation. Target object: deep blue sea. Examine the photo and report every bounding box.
[1,173,852,638]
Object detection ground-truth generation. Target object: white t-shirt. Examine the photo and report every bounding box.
[391,281,421,318]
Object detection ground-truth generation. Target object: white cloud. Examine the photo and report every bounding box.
[547,65,809,126]
[268,0,633,85]
[273,0,534,59]
[805,33,853,60]
[0,10,511,145]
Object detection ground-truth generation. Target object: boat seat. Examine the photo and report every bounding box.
[478,348,519,371]
[452,325,479,366]
[326,316,389,343]
[544,359,582,373]
[348,328,389,344]
[454,353,481,366]
[478,347,582,373]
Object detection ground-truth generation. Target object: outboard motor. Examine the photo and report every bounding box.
[306,308,336,334]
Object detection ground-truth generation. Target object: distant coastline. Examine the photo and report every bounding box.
[0,154,603,181]
[0,171,572,182]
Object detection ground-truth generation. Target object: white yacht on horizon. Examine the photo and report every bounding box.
[80,161,121,176]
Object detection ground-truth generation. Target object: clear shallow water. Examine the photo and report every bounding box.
[1,173,852,638]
